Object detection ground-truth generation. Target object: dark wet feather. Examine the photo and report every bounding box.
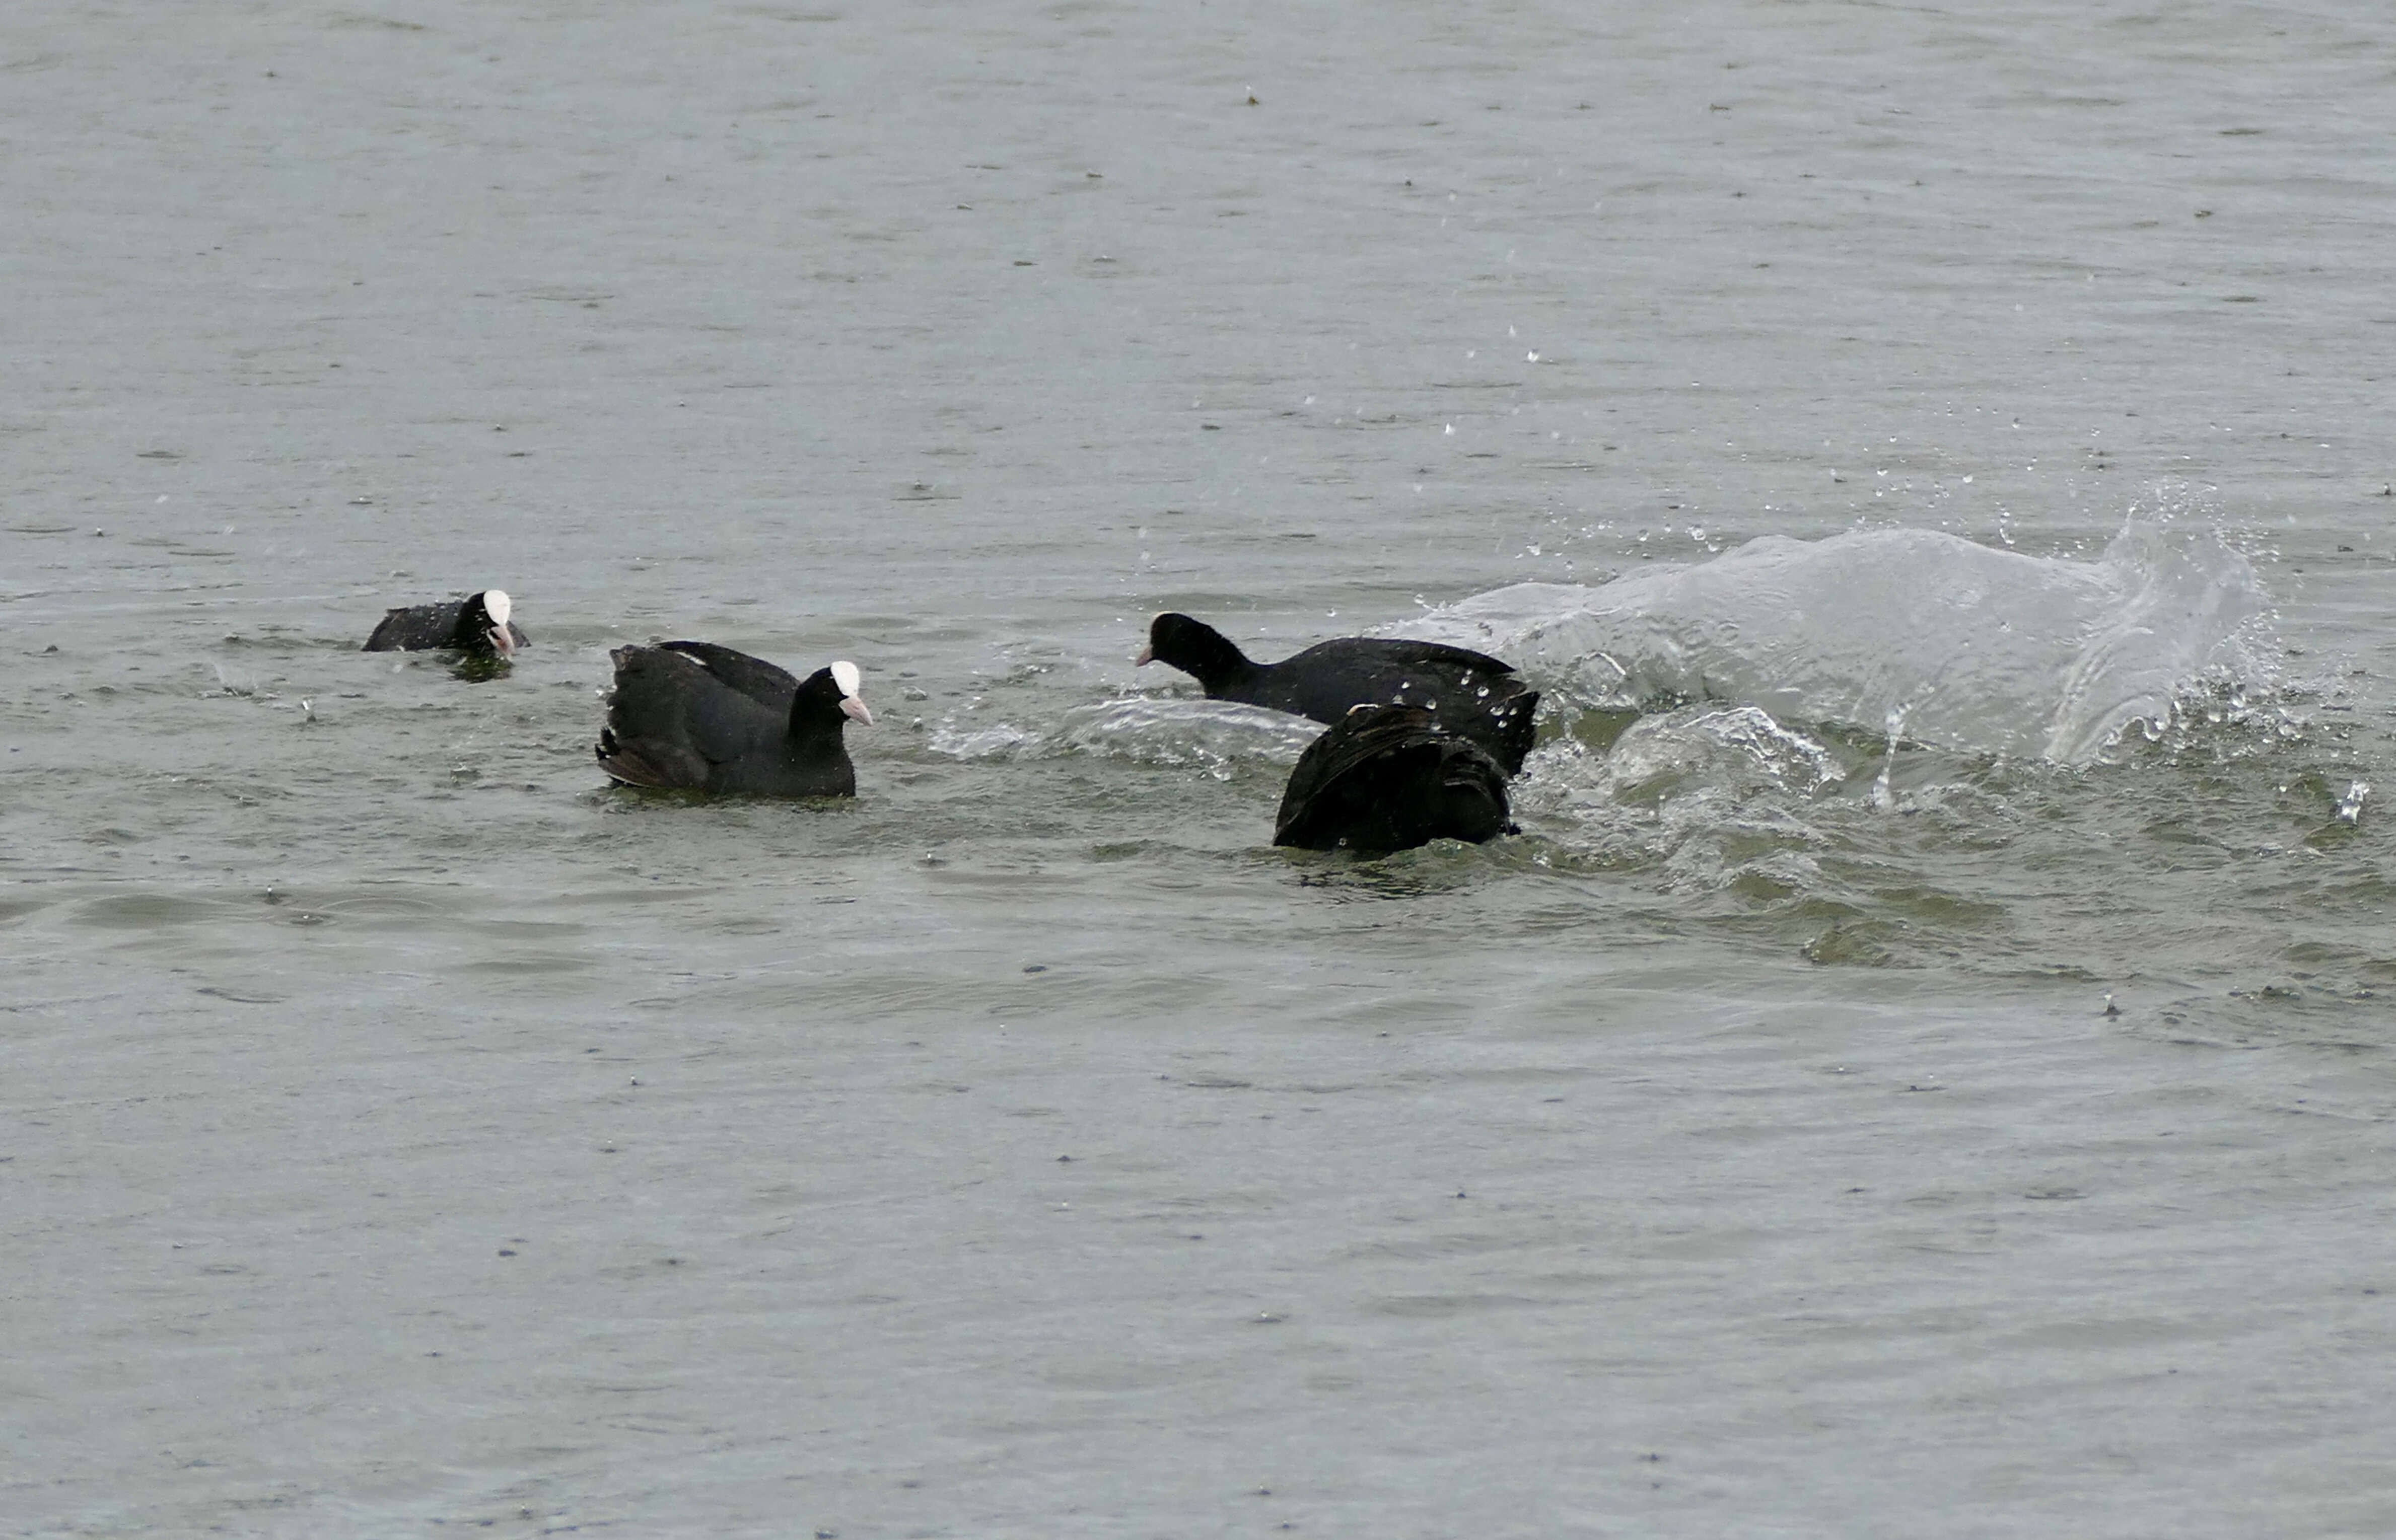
[1144,613,1538,774]
[596,643,858,798]
[657,640,800,711]
[1274,705,1512,852]
[364,596,526,653]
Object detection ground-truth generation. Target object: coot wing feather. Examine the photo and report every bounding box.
[363,607,411,650]
[658,640,800,711]
[599,645,788,789]
[594,730,710,789]
[1275,704,1514,849]
[1275,708,1447,846]
[364,601,464,652]
[1281,708,1442,804]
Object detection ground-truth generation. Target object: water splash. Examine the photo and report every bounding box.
[1052,698,1323,776]
[933,697,1325,779]
[926,721,1033,760]
[1398,522,2270,766]
[1590,705,1843,806]
[1869,703,1909,812]
[1508,715,1848,903]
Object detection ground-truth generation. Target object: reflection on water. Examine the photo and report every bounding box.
[448,654,514,684]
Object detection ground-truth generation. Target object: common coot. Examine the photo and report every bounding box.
[596,642,870,797]
[1273,703,1514,852]
[364,590,525,657]
[1138,611,1537,774]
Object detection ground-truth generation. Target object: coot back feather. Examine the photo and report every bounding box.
[1139,612,1537,773]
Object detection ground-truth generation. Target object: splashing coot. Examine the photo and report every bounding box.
[1138,612,1537,774]
[596,642,870,797]
[364,590,525,658]
[1274,704,1514,852]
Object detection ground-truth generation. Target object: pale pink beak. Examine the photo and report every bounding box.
[487,625,517,659]
[840,695,873,726]
[1134,646,1154,666]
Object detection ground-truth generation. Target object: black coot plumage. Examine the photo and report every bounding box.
[364,590,526,657]
[596,642,871,797]
[1138,612,1538,774]
[1274,704,1514,852]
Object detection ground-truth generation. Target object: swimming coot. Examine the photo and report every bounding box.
[364,591,525,657]
[596,642,870,797]
[1273,704,1513,852]
[1138,612,1537,774]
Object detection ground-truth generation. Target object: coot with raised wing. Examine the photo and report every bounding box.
[596,642,870,797]
[1273,704,1513,852]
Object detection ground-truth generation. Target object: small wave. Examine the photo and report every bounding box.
[1588,705,1844,804]
[1046,697,1324,777]
[925,697,1326,777]
[1397,522,2269,766]
[926,720,1034,760]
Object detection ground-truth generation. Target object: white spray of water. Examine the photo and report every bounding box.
[1397,522,2268,766]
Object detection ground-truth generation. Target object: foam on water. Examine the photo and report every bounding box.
[1401,522,2270,765]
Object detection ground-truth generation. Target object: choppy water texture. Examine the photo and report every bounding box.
[6,3,2396,1536]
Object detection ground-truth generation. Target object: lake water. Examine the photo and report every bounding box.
[6,2,2394,1535]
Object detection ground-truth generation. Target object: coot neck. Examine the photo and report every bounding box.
[786,677,853,751]
[1183,634,1262,694]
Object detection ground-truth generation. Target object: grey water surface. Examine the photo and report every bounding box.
[7,2,2396,1535]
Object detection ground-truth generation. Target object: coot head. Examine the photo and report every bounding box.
[1135,612,1253,686]
[798,659,874,728]
[465,590,517,658]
